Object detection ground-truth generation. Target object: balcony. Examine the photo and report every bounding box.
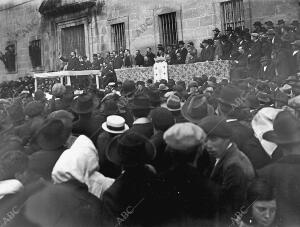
[39,0,98,16]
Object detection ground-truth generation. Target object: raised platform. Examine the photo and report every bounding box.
[115,60,232,83]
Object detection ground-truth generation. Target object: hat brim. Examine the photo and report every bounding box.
[129,103,153,110]
[102,122,129,134]
[161,102,184,112]
[106,134,156,167]
[181,101,215,124]
[263,130,300,144]
[217,98,235,106]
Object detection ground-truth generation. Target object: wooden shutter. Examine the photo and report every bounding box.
[61,24,85,57]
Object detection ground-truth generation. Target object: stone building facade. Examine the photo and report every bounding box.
[0,0,298,82]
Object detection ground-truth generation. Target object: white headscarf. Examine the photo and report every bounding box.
[52,135,114,199]
[0,179,23,200]
[251,107,282,157]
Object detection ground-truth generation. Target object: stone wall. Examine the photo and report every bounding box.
[0,0,43,83]
[0,0,298,82]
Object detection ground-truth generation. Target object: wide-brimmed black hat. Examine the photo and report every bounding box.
[263,111,300,145]
[71,94,96,114]
[31,119,71,150]
[178,40,185,45]
[218,85,243,107]
[199,116,232,139]
[277,19,285,25]
[129,95,152,110]
[253,21,262,27]
[106,129,156,167]
[265,21,274,26]
[181,94,214,124]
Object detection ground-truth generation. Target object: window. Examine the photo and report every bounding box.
[0,42,16,73]
[61,24,85,57]
[29,40,42,68]
[111,23,126,52]
[159,12,178,48]
[221,0,245,30]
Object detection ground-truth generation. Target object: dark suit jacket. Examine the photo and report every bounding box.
[274,48,292,83]
[28,147,66,180]
[60,56,80,71]
[72,113,105,143]
[249,41,262,64]
[146,52,155,66]
[102,166,158,226]
[113,55,123,69]
[258,155,300,226]
[210,143,255,223]
[155,163,219,226]
[227,120,272,169]
[135,54,144,66]
[176,48,188,64]
[258,64,276,81]
[149,131,172,173]
[221,41,233,60]
[199,46,215,62]
[291,50,300,74]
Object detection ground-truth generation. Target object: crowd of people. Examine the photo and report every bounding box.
[0,18,299,227]
[58,19,300,84]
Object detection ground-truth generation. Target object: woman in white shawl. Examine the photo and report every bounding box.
[52,135,114,199]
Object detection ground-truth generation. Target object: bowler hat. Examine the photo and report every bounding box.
[181,94,214,124]
[213,28,220,32]
[32,119,71,150]
[277,19,285,25]
[263,111,300,144]
[102,115,129,134]
[199,116,232,139]
[265,21,274,26]
[71,94,96,114]
[163,123,206,150]
[106,129,156,167]
[129,95,152,110]
[161,94,183,111]
[253,21,262,27]
[178,40,185,45]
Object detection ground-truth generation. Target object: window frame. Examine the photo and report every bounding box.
[29,39,42,69]
[4,41,17,74]
[158,12,178,49]
[220,0,245,31]
[111,22,126,52]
